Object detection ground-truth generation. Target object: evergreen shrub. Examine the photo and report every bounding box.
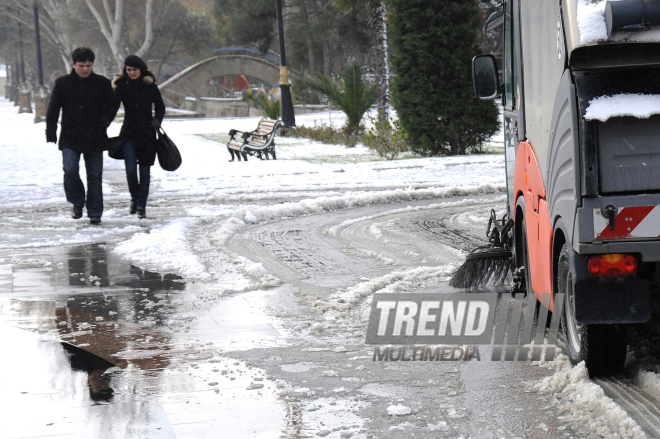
[386,0,499,155]
[362,112,410,160]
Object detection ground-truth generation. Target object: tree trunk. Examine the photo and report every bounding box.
[300,0,316,73]
[134,0,154,59]
[322,35,331,77]
[83,0,124,69]
[370,0,390,120]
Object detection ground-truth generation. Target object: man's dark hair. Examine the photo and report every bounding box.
[72,47,95,64]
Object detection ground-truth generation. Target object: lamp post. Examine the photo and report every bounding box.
[275,0,295,128]
[33,0,48,123]
[18,21,33,114]
[5,64,13,100]
[12,58,20,105]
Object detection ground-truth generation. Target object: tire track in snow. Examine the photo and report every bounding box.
[594,376,660,438]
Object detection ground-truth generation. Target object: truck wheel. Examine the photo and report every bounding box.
[521,220,533,295]
[557,244,627,376]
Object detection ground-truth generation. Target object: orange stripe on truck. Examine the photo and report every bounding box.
[514,142,554,309]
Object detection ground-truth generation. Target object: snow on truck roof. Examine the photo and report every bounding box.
[565,0,660,58]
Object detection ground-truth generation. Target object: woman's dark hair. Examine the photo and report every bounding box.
[115,54,156,84]
[71,47,95,64]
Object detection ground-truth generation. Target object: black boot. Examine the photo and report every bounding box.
[137,209,146,219]
[71,205,83,219]
[129,199,137,214]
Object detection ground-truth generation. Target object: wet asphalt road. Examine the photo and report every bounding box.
[0,191,591,438]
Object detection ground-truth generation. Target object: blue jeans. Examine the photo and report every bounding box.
[123,139,151,209]
[62,148,103,217]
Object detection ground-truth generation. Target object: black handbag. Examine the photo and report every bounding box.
[152,120,182,171]
[107,136,125,160]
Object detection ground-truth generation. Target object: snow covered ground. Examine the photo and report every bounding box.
[2,98,660,438]
[0,101,506,279]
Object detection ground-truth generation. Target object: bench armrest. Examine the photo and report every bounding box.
[229,129,248,141]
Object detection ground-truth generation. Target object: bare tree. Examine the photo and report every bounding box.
[1,0,74,70]
[82,0,154,68]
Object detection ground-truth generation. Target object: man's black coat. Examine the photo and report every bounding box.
[46,70,116,153]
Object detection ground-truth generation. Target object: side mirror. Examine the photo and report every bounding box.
[472,54,500,100]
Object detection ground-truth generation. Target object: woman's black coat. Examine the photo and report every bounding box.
[113,74,166,166]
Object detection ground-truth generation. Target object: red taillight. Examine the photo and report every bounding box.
[588,254,637,278]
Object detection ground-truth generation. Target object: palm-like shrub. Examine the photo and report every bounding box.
[242,90,281,120]
[334,0,390,119]
[300,60,377,136]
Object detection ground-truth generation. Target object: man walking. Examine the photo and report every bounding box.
[46,47,116,225]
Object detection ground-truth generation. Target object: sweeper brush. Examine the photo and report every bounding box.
[449,210,515,290]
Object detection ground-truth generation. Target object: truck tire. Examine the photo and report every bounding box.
[521,220,533,295]
[557,244,627,376]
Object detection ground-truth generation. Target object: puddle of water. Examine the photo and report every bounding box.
[0,324,176,438]
[0,244,191,370]
[0,245,290,438]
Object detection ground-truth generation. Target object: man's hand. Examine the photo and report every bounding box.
[46,131,57,143]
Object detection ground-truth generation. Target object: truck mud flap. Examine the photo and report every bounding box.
[574,277,650,324]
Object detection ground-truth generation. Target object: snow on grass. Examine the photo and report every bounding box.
[532,355,646,438]
[585,94,660,122]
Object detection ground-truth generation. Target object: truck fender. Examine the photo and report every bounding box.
[546,70,580,243]
[513,142,553,301]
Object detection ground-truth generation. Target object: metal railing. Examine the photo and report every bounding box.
[158,47,281,82]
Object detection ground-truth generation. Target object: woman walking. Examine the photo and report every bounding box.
[113,55,165,219]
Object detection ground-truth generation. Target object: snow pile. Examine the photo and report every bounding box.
[584,94,660,122]
[114,218,210,280]
[324,197,501,238]
[211,184,504,247]
[636,371,660,402]
[312,265,455,321]
[387,404,412,416]
[532,356,646,438]
[577,0,608,45]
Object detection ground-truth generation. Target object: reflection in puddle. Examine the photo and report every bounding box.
[0,246,289,438]
[3,244,190,370]
[0,324,177,438]
[63,342,116,403]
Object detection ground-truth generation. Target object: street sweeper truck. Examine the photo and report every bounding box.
[457,0,660,376]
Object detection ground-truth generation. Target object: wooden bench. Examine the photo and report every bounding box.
[227,118,283,162]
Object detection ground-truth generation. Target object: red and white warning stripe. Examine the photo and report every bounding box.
[594,206,660,240]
